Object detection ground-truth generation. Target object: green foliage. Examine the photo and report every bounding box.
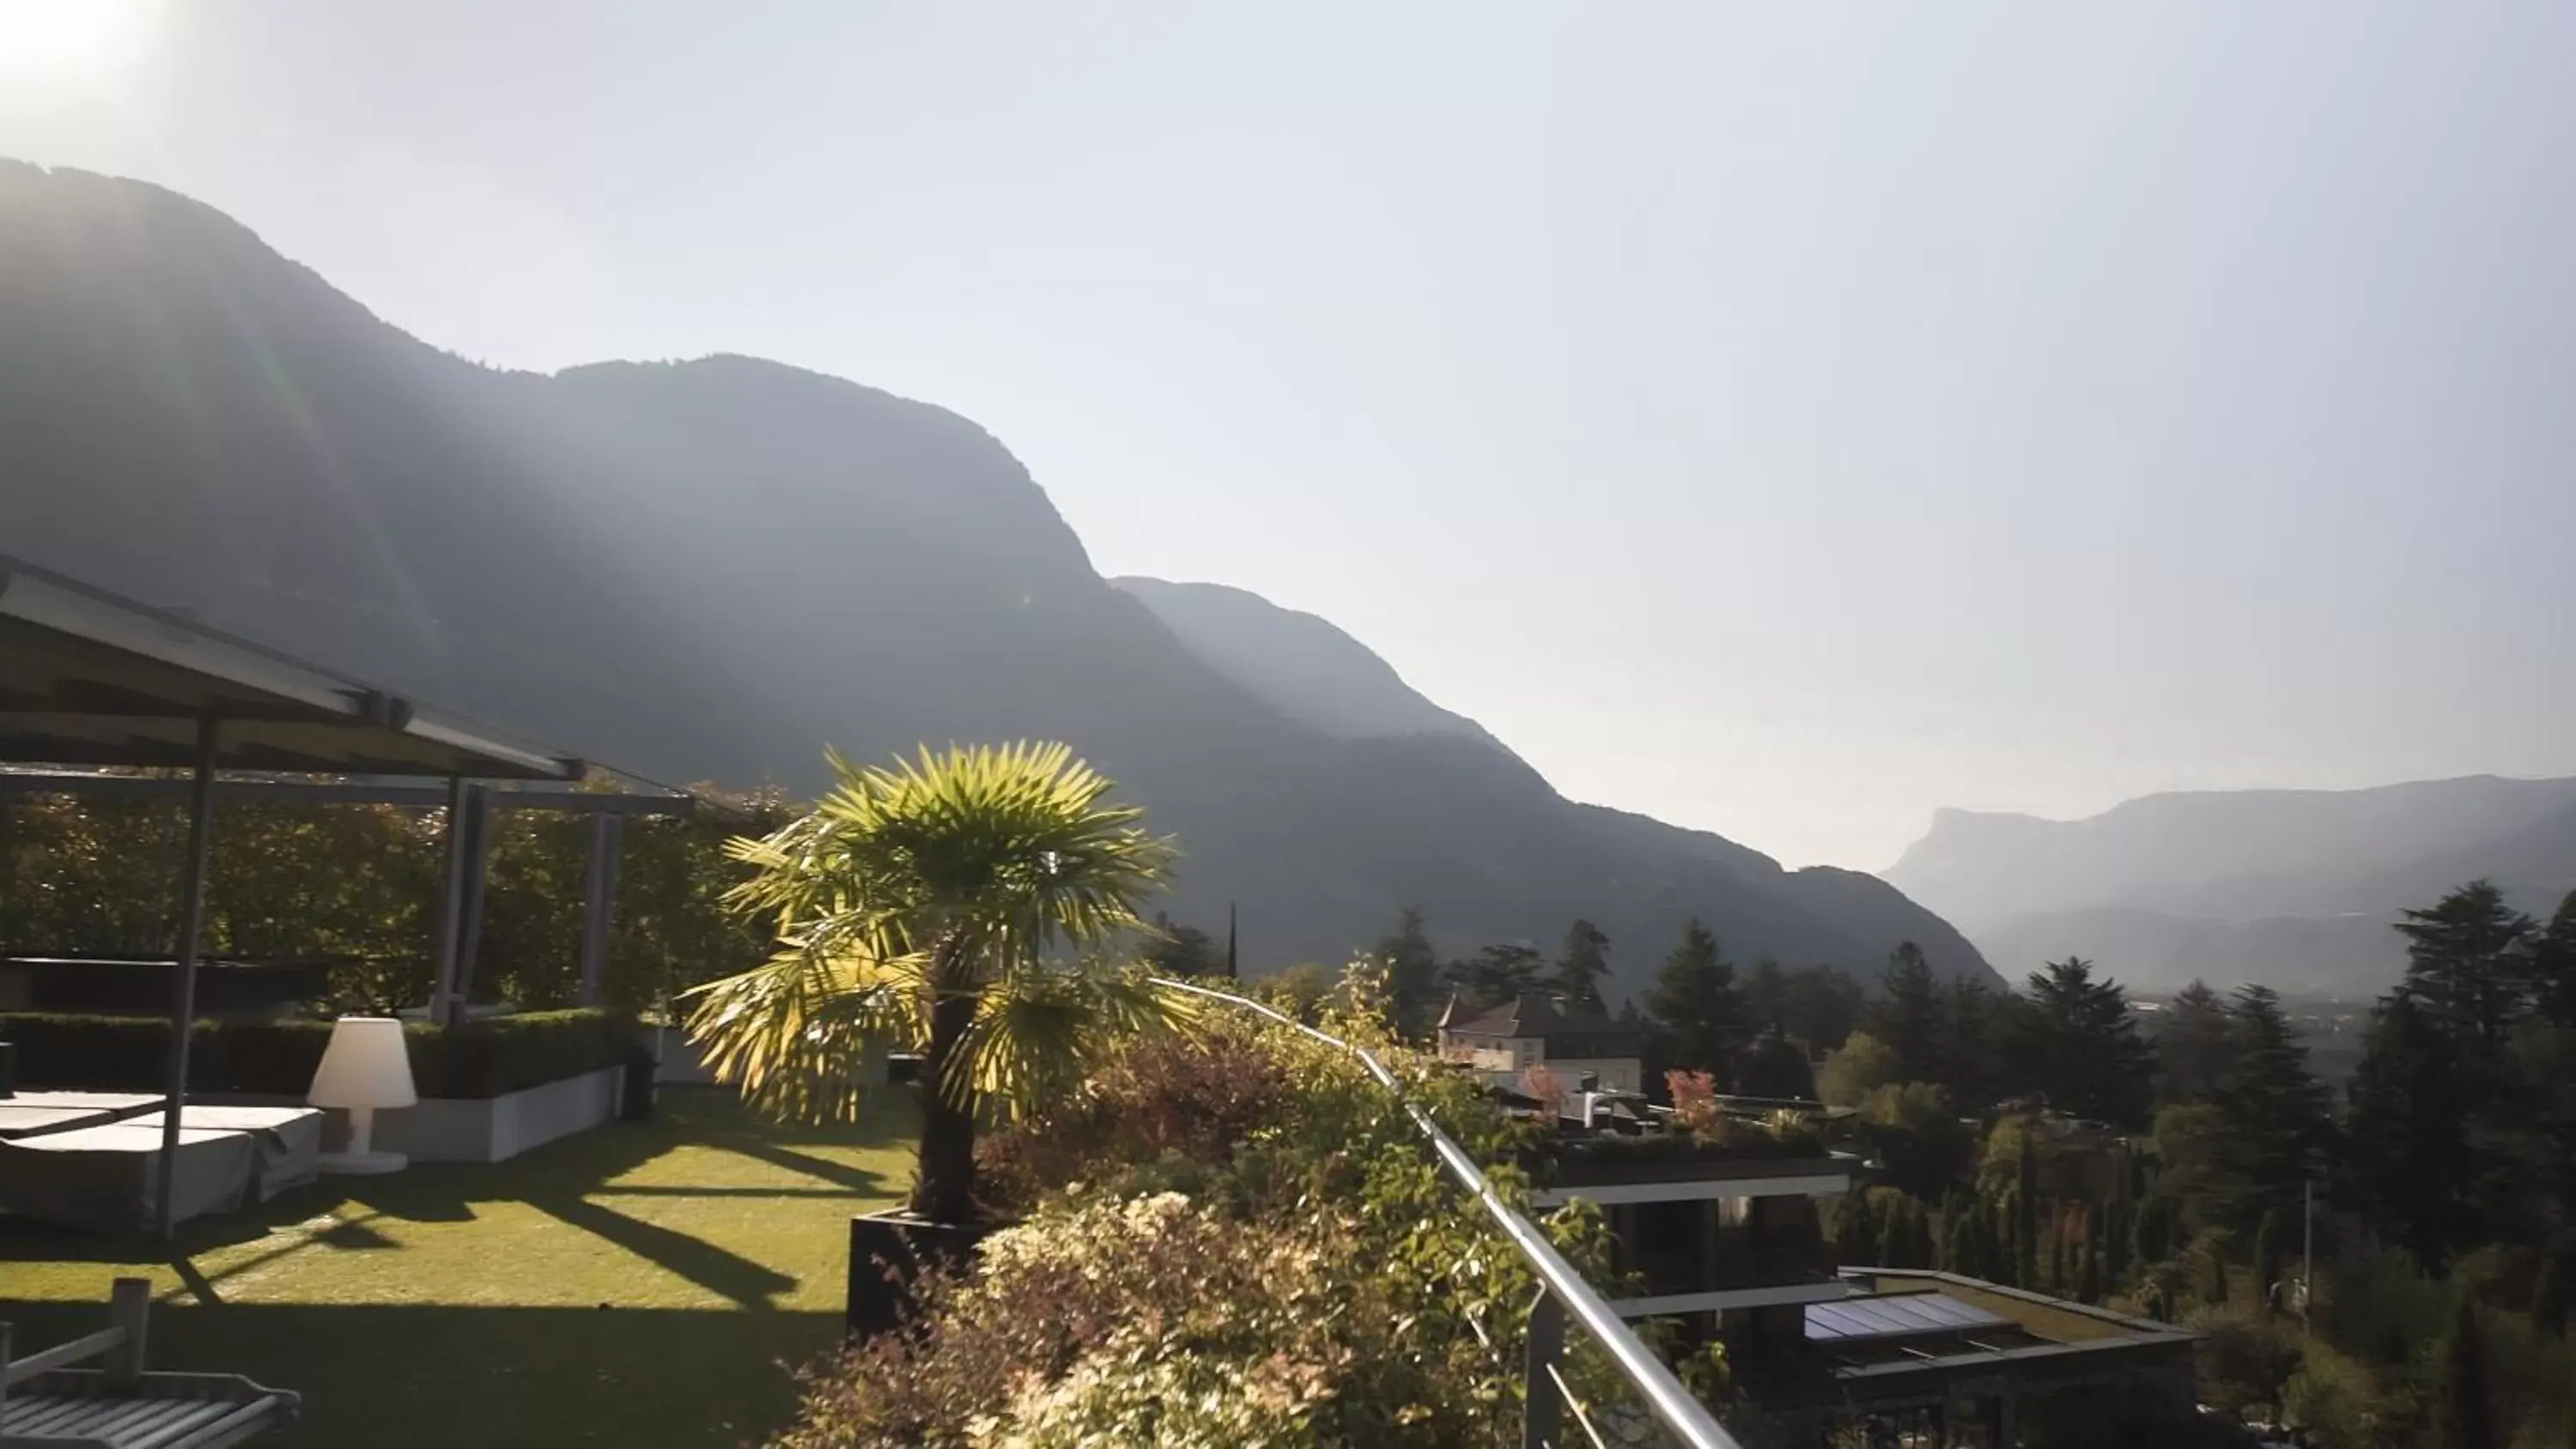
[1139,912,1222,979]
[1815,1032,1899,1107]
[2253,1210,2285,1318]
[0,784,786,1018]
[779,1002,1662,1447]
[0,1008,635,1097]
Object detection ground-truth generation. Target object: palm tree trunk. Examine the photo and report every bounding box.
[911,941,981,1223]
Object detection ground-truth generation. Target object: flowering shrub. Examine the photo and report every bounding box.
[770,962,1678,1446]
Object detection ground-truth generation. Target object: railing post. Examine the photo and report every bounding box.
[104,1276,149,1387]
[1523,1282,1564,1449]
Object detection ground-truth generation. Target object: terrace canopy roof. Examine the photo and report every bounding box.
[0,555,582,780]
[0,553,599,1237]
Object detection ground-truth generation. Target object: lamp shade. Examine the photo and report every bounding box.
[307,1016,418,1110]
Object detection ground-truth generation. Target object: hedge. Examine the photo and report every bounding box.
[0,1009,640,1100]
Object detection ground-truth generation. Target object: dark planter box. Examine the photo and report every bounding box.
[846,1210,993,1338]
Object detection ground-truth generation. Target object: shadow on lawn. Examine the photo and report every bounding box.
[0,1298,841,1449]
[1,1088,909,1316]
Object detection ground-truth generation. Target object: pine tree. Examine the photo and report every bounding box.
[2397,881,2536,1050]
[1867,942,1945,1085]
[1378,906,1443,1038]
[2013,958,2155,1126]
[2346,990,2479,1270]
[2154,979,2238,1105]
[2437,1296,2495,1449]
[2210,985,2334,1232]
[1555,919,1612,1010]
[1833,1191,1880,1264]
[2077,1235,2103,1303]
[1643,920,1751,1086]
[2201,1240,2228,1306]
[2048,1210,2068,1294]
[2535,889,2576,1030]
[1944,977,2000,1108]
[2132,1198,2169,1268]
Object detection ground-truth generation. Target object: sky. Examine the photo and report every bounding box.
[4,2,2574,871]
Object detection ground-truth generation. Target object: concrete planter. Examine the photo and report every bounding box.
[347,1064,627,1164]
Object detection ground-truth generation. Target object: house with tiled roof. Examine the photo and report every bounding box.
[1435,988,1643,1095]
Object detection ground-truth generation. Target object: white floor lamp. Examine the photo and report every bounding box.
[310,1016,417,1175]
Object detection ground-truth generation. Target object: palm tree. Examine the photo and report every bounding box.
[683,742,1183,1223]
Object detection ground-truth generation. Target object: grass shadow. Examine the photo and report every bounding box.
[0,1300,840,1448]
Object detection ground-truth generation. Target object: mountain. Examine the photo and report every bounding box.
[0,159,1997,996]
[1112,577,1516,758]
[1886,776,2576,991]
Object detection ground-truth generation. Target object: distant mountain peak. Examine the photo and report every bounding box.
[1113,576,1518,760]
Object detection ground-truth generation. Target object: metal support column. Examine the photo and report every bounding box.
[449,785,493,1017]
[153,714,220,1240]
[577,813,623,1005]
[428,777,472,1026]
[1522,1282,1565,1449]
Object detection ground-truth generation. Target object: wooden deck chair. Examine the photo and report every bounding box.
[0,1279,297,1447]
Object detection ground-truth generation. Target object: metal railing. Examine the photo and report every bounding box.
[1154,979,1742,1449]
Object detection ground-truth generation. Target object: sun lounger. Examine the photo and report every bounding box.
[121,1109,320,1202]
[2,1279,298,1446]
[0,1125,255,1232]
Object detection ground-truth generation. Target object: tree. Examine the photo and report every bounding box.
[1643,919,1751,1084]
[1942,977,2001,1108]
[1377,906,1443,1039]
[1866,942,1945,1085]
[2345,990,2480,1269]
[1817,1031,1901,1107]
[2013,957,2154,1127]
[2202,984,2334,1233]
[1555,919,1611,1009]
[2397,881,2535,1050]
[1442,943,1546,1011]
[1745,956,1788,1034]
[687,743,1185,1224]
[2153,979,2237,1106]
[1140,912,1220,978]
[2436,1296,2495,1449]
[1782,964,1867,1053]
[2251,1210,2284,1319]
[2014,1129,2040,1289]
[2535,889,2576,1030]
[1739,1028,1818,1100]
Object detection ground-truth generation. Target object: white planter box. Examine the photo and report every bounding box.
[356,1065,628,1164]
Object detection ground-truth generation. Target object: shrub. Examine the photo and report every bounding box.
[0,1009,636,1098]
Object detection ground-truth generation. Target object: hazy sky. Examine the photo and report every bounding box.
[6,3,2573,870]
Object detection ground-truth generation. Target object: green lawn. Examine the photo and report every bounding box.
[0,1088,914,1447]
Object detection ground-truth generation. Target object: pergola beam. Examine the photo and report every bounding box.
[0,771,696,815]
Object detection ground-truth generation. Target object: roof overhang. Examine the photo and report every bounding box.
[0,556,582,779]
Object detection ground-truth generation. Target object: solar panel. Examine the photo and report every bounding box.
[1805,1293,2011,1343]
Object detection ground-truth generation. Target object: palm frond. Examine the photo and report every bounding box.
[682,940,927,1123]
[949,961,1203,1117]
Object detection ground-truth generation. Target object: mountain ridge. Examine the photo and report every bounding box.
[1889,773,2576,991]
[0,158,1997,995]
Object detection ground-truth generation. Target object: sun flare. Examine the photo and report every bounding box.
[0,0,151,79]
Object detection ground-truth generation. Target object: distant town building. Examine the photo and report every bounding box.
[1436,989,1643,1095]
